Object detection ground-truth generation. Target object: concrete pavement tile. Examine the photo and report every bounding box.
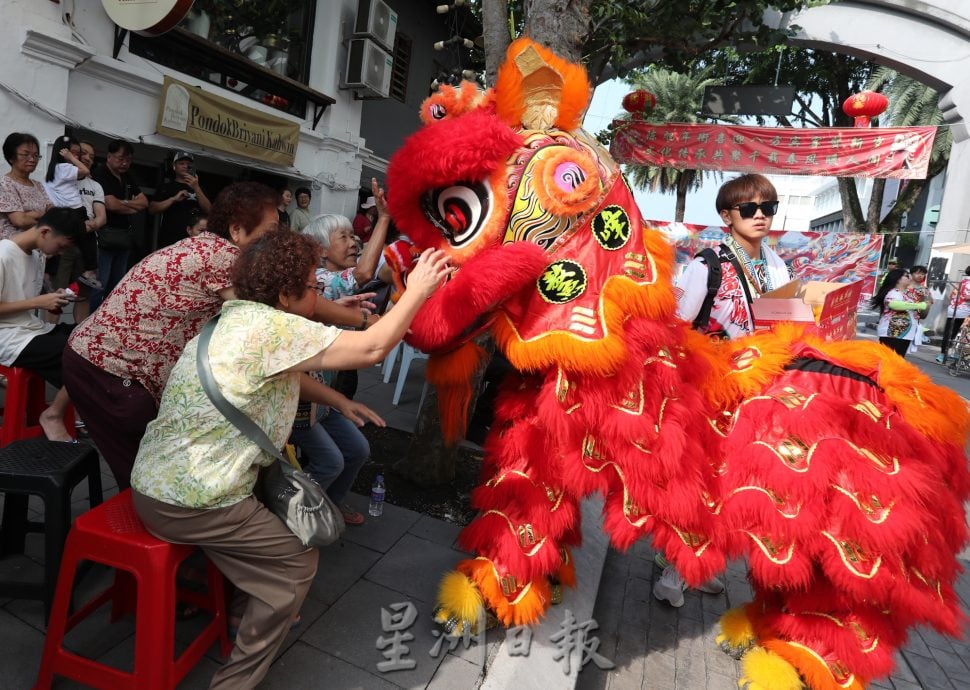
[703,627,739,680]
[889,651,920,684]
[301,579,444,688]
[306,538,382,605]
[706,670,740,689]
[641,649,676,689]
[613,622,647,668]
[408,514,464,549]
[699,589,728,619]
[0,552,44,587]
[645,596,679,653]
[920,626,958,652]
[263,641,400,690]
[618,576,651,631]
[426,652,485,689]
[338,494,421,554]
[901,627,934,657]
[677,589,703,623]
[889,681,927,690]
[675,615,708,689]
[925,643,970,677]
[0,606,46,689]
[900,651,956,689]
[365,533,468,604]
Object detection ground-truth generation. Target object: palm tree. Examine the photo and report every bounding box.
[618,66,727,221]
[861,67,951,251]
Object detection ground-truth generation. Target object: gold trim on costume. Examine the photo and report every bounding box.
[831,484,893,524]
[821,531,882,579]
[741,531,795,564]
[730,485,801,518]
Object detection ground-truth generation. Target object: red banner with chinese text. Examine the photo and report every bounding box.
[611,122,936,179]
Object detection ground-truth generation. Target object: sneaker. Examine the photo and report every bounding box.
[936,354,946,364]
[77,272,102,290]
[698,575,725,594]
[653,565,686,607]
[655,553,724,595]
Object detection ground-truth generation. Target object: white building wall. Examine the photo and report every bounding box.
[0,0,370,218]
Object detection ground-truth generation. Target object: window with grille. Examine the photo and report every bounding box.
[390,33,412,103]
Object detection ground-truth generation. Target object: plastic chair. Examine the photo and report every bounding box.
[392,343,429,406]
[0,438,102,620]
[381,342,403,383]
[0,365,75,447]
[33,489,231,690]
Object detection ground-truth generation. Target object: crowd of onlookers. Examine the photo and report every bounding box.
[1,129,436,687]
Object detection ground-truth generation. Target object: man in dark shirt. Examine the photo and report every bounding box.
[92,140,148,310]
[149,150,211,249]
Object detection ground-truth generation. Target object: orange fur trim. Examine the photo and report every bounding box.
[533,147,602,217]
[426,342,489,442]
[419,81,486,125]
[494,38,591,131]
[763,638,866,690]
[494,274,677,376]
[458,558,551,627]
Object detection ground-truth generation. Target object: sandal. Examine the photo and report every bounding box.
[341,505,365,526]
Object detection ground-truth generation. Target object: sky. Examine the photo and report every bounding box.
[584,78,724,227]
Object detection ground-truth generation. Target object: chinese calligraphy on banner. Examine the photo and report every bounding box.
[649,220,885,306]
[611,123,937,179]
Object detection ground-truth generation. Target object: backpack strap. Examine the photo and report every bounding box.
[692,247,722,331]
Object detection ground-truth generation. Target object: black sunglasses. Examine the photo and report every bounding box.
[730,201,779,218]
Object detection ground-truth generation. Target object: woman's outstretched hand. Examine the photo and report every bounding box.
[407,249,453,299]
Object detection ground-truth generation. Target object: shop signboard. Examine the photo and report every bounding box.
[156,75,299,166]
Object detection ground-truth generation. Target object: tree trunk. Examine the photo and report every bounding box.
[674,171,690,222]
[395,387,458,486]
[865,177,886,234]
[482,0,510,87]
[837,178,864,231]
[522,0,593,63]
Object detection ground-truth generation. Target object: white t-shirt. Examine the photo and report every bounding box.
[77,176,105,220]
[0,239,54,365]
[43,163,82,209]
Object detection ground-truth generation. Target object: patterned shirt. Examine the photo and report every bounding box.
[315,266,358,301]
[131,300,341,509]
[67,232,238,401]
[0,177,50,239]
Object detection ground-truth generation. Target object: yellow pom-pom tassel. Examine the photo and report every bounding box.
[716,606,756,655]
[739,647,804,690]
[434,571,485,635]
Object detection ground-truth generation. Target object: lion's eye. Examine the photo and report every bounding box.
[421,182,490,247]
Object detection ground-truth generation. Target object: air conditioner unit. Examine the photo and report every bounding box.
[344,38,393,99]
[354,0,398,51]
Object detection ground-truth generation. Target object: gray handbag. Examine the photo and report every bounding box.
[196,315,345,547]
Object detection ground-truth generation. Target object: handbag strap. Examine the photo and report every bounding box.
[196,315,286,463]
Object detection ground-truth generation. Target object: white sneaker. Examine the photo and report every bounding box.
[653,565,686,607]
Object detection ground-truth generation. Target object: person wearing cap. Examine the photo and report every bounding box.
[352,193,378,243]
[149,150,211,250]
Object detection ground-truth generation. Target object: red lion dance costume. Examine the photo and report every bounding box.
[386,38,970,690]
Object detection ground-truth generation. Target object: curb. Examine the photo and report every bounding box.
[479,495,610,690]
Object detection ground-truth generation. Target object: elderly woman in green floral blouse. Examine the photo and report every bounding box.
[130,230,451,689]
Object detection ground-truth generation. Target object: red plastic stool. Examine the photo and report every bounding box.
[0,365,75,446]
[33,490,231,689]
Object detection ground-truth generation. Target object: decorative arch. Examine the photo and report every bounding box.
[771,1,970,249]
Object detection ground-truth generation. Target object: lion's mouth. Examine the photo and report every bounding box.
[420,182,491,247]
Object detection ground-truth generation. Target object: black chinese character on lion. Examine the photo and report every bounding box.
[538,260,587,304]
[591,205,630,250]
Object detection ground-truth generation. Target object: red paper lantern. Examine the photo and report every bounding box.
[842,90,889,128]
[622,90,657,119]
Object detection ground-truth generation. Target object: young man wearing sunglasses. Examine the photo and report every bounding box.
[673,173,793,340]
[656,173,794,607]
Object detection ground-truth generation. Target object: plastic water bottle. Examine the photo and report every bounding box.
[368,474,385,516]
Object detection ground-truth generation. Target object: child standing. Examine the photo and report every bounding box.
[43,135,100,292]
